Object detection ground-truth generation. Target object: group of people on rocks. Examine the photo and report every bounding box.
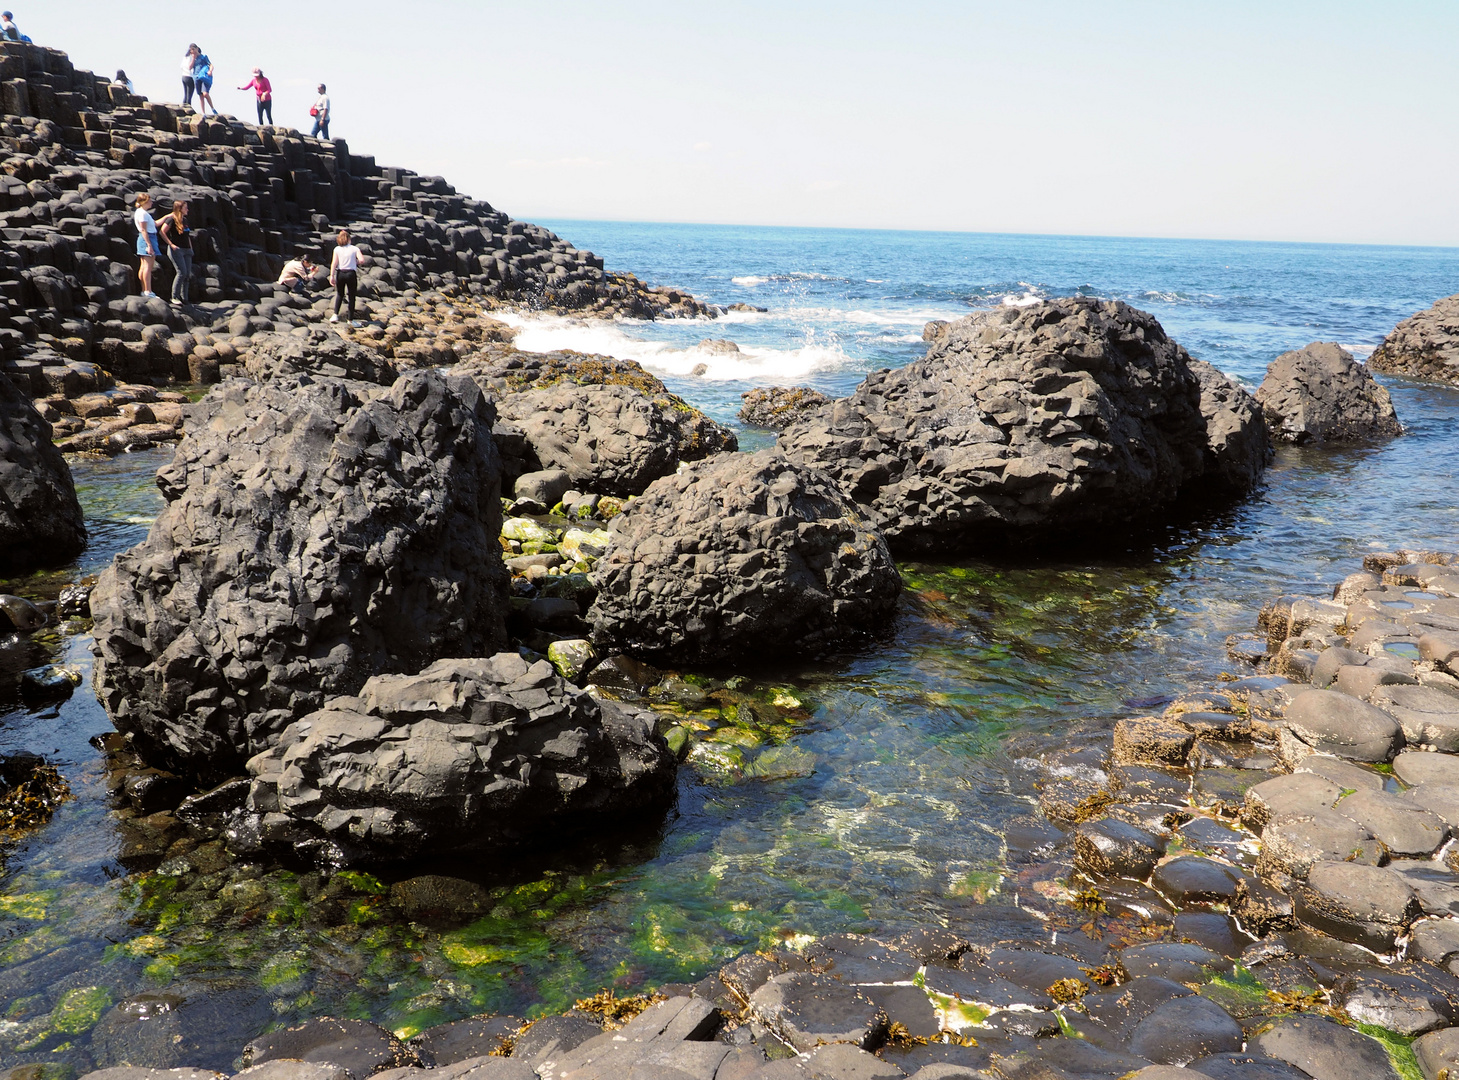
[131,190,363,324]
[176,45,330,136]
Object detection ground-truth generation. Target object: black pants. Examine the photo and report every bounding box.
[256,98,272,125]
[334,269,357,319]
[182,76,194,105]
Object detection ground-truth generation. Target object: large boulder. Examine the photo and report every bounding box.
[590,449,901,663]
[776,298,1264,554]
[242,327,398,385]
[1370,293,1459,384]
[0,370,86,571]
[1189,358,1272,490]
[91,372,509,781]
[1255,342,1401,443]
[739,386,833,430]
[237,654,677,865]
[494,383,686,495]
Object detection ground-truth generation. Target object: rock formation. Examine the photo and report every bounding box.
[590,449,901,663]
[1188,357,1272,489]
[0,369,85,570]
[1256,341,1402,443]
[90,371,508,780]
[1370,293,1459,385]
[234,654,677,866]
[738,385,832,430]
[777,298,1267,554]
[242,327,398,385]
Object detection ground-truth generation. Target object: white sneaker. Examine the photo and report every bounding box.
[329,314,339,323]
[141,291,156,298]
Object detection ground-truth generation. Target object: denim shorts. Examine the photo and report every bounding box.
[136,234,157,256]
[195,76,212,91]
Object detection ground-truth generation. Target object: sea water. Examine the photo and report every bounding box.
[0,226,1457,1068]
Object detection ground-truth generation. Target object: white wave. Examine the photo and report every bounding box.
[495,312,851,383]
[1000,291,1045,308]
[731,275,768,286]
[1343,342,1377,358]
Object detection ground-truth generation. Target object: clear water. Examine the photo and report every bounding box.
[1,226,1458,1072]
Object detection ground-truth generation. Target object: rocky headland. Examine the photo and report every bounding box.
[1370,293,1459,385]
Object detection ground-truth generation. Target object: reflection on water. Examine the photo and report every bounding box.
[0,374,1454,1068]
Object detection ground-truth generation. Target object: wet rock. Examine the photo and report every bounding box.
[388,875,492,925]
[738,386,833,430]
[409,1016,523,1066]
[1334,966,1459,1036]
[1280,688,1405,762]
[1073,817,1167,879]
[799,1044,906,1080]
[1409,918,1459,967]
[777,297,1263,555]
[1184,1053,1320,1079]
[1255,342,1401,443]
[508,1013,602,1066]
[239,654,676,865]
[534,997,724,1080]
[19,663,82,702]
[91,983,274,1073]
[1117,942,1232,983]
[92,373,509,781]
[1112,717,1195,767]
[547,638,596,681]
[1127,993,1243,1065]
[78,1071,225,1080]
[1294,861,1421,951]
[1333,787,1448,857]
[1254,809,1382,879]
[235,1064,351,1080]
[1150,856,1243,905]
[242,1017,415,1077]
[0,371,86,572]
[1369,293,1459,385]
[1294,755,1386,791]
[1249,1014,1401,1080]
[1412,1026,1459,1080]
[1243,772,1342,830]
[243,328,399,385]
[590,449,901,664]
[1000,1038,1153,1079]
[748,972,886,1052]
[57,582,93,617]
[0,594,48,632]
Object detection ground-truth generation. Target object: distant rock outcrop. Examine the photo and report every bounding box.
[91,371,508,781]
[1256,342,1401,443]
[777,298,1267,553]
[590,449,901,663]
[1370,294,1459,385]
[0,370,85,571]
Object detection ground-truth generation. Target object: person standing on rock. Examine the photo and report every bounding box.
[158,199,192,306]
[113,70,133,94]
[180,45,197,108]
[310,84,330,139]
[328,229,363,324]
[192,49,215,116]
[133,193,160,299]
[238,67,272,125]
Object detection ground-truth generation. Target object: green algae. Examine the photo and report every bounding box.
[49,986,111,1035]
[1354,1022,1423,1080]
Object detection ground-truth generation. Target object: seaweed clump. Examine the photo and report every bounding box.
[0,755,71,839]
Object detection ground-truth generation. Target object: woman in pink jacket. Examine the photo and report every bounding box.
[238,68,272,125]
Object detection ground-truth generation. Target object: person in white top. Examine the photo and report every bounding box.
[310,84,331,140]
[328,229,364,323]
[181,47,196,108]
[132,192,160,298]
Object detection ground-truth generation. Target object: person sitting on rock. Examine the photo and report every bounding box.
[277,254,317,294]
[310,83,330,140]
[113,70,133,93]
[0,12,20,42]
[238,67,272,125]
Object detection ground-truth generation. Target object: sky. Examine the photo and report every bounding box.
[27,1,1459,246]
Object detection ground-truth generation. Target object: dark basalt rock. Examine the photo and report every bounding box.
[1255,342,1401,443]
[738,385,833,430]
[241,1017,415,1077]
[1189,357,1273,491]
[237,654,676,866]
[776,298,1267,554]
[589,449,901,664]
[243,327,399,385]
[1370,293,1459,385]
[0,370,85,572]
[91,372,509,782]
[1249,1014,1401,1080]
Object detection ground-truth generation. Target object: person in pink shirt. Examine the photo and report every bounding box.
[238,67,272,125]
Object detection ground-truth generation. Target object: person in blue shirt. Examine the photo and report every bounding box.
[0,12,20,41]
[192,50,216,116]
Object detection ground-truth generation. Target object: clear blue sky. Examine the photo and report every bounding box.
[30,1,1459,246]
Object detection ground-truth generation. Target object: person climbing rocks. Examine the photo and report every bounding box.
[0,12,20,42]
[133,192,160,299]
[192,48,215,116]
[310,84,330,140]
[277,254,317,294]
[113,70,133,93]
[328,229,363,324]
[181,45,197,108]
[239,67,272,125]
[157,199,192,306]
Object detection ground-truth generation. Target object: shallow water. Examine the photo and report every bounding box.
[0,230,1457,1071]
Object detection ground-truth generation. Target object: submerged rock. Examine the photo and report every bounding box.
[1370,292,1459,384]
[738,385,833,430]
[0,370,86,572]
[777,298,1266,554]
[1255,342,1401,443]
[590,449,901,663]
[237,654,675,865]
[91,372,509,781]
